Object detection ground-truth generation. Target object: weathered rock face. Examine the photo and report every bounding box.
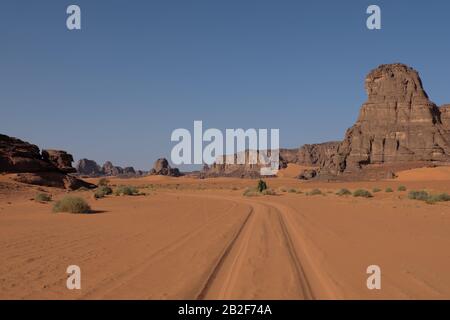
[150,158,181,177]
[323,63,450,175]
[42,150,76,173]
[201,150,280,178]
[102,161,124,176]
[280,143,339,166]
[0,134,54,173]
[123,166,136,175]
[0,134,94,189]
[76,159,103,176]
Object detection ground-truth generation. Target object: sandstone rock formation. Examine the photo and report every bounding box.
[0,134,54,173]
[0,134,94,189]
[321,63,450,176]
[76,159,103,176]
[123,167,136,175]
[42,150,76,173]
[102,161,124,176]
[150,158,181,177]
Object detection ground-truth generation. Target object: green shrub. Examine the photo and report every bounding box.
[94,186,113,199]
[53,196,91,214]
[35,193,52,202]
[115,185,139,196]
[309,189,322,196]
[385,187,394,193]
[372,188,381,193]
[98,178,109,186]
[288,188,297,193]
[408,190,429,201]
[427,193,450,204]
[336,188,352,196]
[397,185,407,191]
[353,189,373,198]
[257,179,268,193]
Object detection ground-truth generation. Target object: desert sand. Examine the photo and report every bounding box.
[1,165,450,300]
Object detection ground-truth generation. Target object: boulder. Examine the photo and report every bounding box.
[298,169,318,180]
[150,158,181,177]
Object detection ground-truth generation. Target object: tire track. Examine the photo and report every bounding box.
[195,207,253,300]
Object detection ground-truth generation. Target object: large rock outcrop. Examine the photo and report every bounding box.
[322,63,450,176]
[150,158,181,177]
[76,159,103,176]
[102,161,124,176]
[0,134,94,189]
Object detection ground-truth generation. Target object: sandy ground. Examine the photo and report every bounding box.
[1,166,450,299]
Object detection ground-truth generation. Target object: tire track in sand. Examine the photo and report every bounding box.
[186,192,315,300]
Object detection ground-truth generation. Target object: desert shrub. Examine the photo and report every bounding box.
[98,178,109,186]
[288,188,297,193]
[336,188,352,196]
[243,188,259,197]
[309,189,322,196]
[115,185,139,196]
[261,188,277,196]
[94,186,113,199]
[257,179,268,193]
[35,193,52,202]
[279,187,287,193]
[372,188,381,193]
[427,193,450,204]
[53,196,91,214]
[397,185,407,191]
[353,189,373,198]
[408,190,429,201]
[385,187,394,193]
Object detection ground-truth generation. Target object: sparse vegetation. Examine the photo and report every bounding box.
[397,185,407,191]
[408,190,429,201]
[353,189,373,198]
[385,187,394,193]
[308,189,322,196]
[243,188,259,197]
[408,190,450,204]
[257,179,268,193]
[261,188,277,196]
[372,188,381,193]
[98,178,110,186]
[114,185,139,196]
[288,188,297,193]
[35,193,52,202]
[336,188,352,196]
[53,196,91,214]
[94,186,113,199]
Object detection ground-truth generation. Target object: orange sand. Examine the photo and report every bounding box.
[1,166,450,299]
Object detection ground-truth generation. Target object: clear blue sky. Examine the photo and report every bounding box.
[1,0,449,171]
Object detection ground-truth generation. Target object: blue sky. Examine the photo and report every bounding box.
[1,0,449,170]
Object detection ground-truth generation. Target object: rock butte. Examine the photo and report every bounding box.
[205,63,450,180]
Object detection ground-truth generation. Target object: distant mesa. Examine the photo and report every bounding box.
[0,134,95,190]
[150,158,181,177]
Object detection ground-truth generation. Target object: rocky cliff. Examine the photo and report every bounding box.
[0,134,94,189]
[321,63,450,176]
